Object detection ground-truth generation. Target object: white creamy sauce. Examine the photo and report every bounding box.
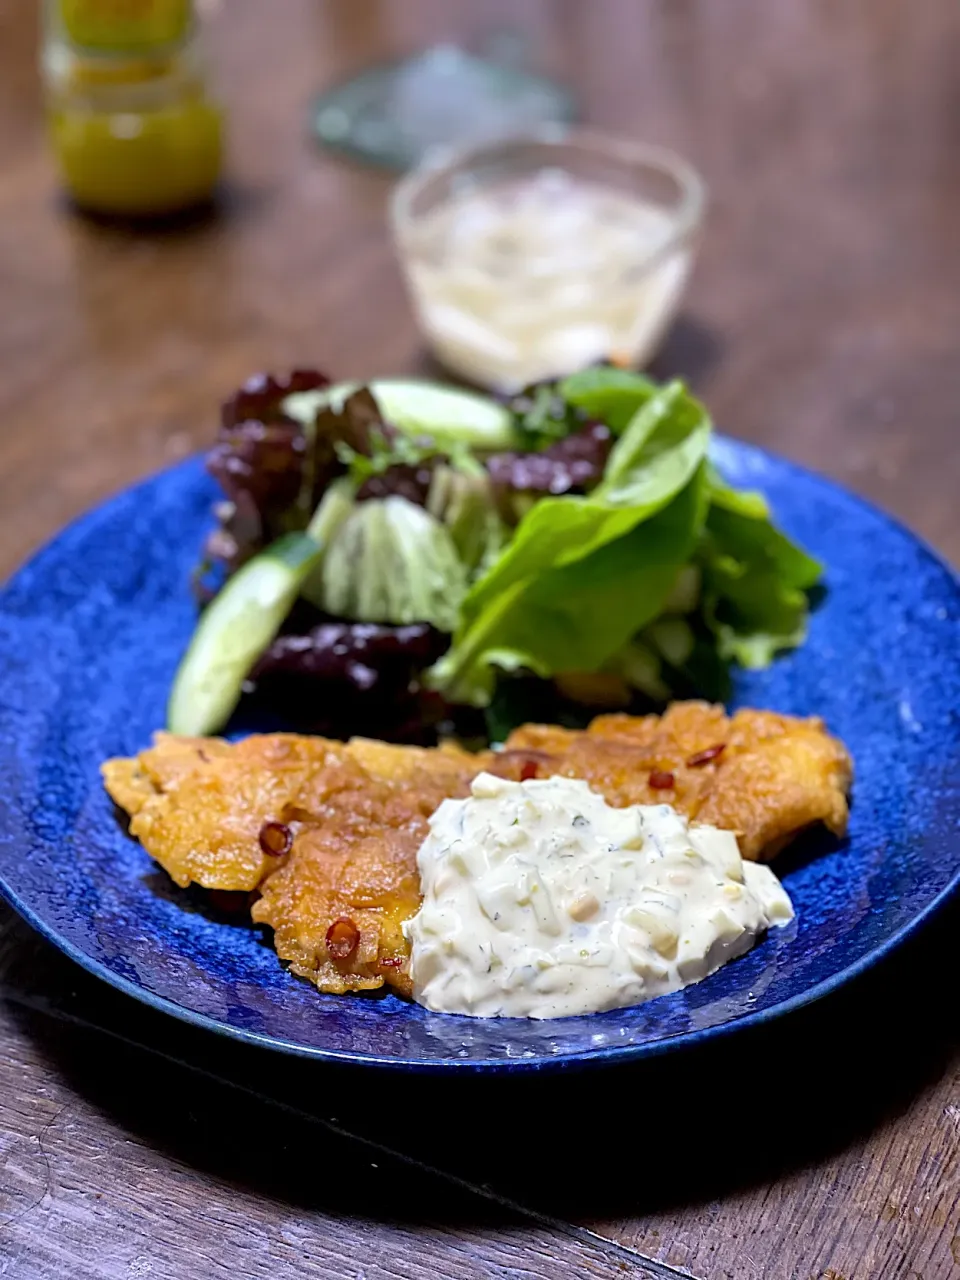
[402,169,692,391]
[405,772,793,1019]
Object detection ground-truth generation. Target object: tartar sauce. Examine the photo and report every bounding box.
[405,772,793,1019]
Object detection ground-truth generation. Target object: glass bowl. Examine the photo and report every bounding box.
[390,128,706,392]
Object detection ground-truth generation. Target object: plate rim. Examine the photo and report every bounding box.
[1,437,958,1073]
[1,857,958,1073]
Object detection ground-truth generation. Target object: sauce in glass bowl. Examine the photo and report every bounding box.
[392,131,705,392]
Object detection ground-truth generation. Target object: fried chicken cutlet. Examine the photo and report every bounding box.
[102,702,852,998]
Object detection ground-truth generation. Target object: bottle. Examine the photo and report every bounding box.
[42,0,223,216]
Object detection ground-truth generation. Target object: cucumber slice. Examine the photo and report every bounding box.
[372,380,517,449]
[283,378,518,452]
[167,532,325,736]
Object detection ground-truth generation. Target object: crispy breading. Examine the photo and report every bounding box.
[498,702,852,860]
[101,731,479,895]
[102,731,480,995]
[102,732,355,891]
[345,737,483,790]
[102,703,852,997]
[252,752,477,997]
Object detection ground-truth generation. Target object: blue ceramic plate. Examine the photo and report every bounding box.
[0,439,957,1071]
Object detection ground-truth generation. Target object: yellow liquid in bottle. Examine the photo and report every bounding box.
[45,3,223,216]
[50,87,223,215]
[58,0,191,52]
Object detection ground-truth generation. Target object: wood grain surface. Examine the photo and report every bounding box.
[0,921,656,1280]
[1,1,959,1278]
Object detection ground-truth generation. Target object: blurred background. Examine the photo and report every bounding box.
[2,0,959,576]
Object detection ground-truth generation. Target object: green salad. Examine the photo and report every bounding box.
[170,366,821,738]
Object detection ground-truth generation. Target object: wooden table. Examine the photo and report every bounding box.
[1,2,958,1277]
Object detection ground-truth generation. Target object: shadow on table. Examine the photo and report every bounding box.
[648,313,724,388]
[2,893,957,1227]
[61,181,270,241]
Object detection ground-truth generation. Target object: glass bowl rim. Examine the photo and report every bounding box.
[390,125,707,272]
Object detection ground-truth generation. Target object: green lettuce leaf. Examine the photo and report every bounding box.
[700,467,823,668]
[430,473,709,704]
[706,466,821,588]
[461,381,709,619]
[428,381,712,704]
[314,495,468,633]
[425,464,506,574]
[558,367,657,434]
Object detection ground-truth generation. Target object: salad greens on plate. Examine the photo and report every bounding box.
[172,366,821,739]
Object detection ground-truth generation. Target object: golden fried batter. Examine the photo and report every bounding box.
[252,752,477,997]
[104,732,349,891]
[498,702,853,861]
[102,731,480,995]
[102,703,852,998]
